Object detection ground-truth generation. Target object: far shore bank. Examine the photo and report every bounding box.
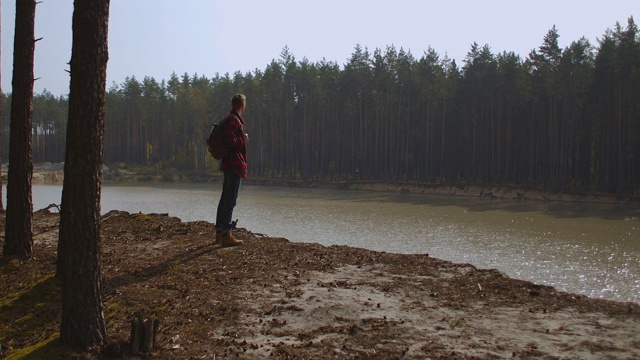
[16,162,640,205]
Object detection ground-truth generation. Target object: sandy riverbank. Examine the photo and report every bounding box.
[1,210,639,359]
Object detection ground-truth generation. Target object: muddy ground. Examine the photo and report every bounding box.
[1,208,640,359]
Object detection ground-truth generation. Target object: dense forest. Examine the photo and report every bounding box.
[1,18,638,196]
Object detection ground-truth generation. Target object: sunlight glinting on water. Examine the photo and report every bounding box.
[29,183,640,304]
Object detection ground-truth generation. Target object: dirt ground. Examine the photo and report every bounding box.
[1,208,640,359]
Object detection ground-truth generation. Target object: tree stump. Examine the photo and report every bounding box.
[130,312,159,354]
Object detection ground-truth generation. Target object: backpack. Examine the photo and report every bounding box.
[206,117,230,160]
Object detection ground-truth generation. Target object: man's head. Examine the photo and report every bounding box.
[232,94,247,114]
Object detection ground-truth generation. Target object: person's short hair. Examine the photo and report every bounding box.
[231,94,246,110]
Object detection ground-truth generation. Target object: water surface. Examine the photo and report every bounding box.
[30,183,640,304]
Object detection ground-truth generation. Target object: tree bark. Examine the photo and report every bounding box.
[4,0,36,257]
[57,0,110,348]
[0,0,4,212]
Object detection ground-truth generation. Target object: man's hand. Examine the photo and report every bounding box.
[243,133,249,144]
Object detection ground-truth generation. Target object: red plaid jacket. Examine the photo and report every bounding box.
[219,110,248,179]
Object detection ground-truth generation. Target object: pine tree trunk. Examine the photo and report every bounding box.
[4,0,36,257]
[0,0,4,212]
[57,0,110,348]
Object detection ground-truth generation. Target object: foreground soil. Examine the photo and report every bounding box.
[1,209,640,359]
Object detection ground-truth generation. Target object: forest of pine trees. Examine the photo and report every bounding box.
[1,18,638,196]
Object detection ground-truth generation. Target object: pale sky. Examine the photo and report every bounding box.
[1,0,638,96]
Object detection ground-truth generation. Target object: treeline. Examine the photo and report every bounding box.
[1,18,638,196]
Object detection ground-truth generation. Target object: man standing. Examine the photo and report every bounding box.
[216,94,248,247]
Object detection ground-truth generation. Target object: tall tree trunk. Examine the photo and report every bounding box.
[57,0,110,348]
[0,0,4,212]
[4,0,36,257]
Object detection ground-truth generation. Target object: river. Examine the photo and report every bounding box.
[29,182,640,304]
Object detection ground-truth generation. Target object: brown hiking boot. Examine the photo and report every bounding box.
[219,231,243,247]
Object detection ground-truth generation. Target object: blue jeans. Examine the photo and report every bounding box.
[216,170,242,233]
